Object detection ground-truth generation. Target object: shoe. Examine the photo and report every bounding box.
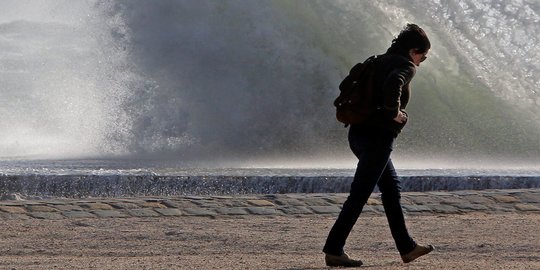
[325,253,363,267]
[401,244,434,263]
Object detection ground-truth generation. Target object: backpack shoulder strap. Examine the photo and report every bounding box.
[339,55,377,92]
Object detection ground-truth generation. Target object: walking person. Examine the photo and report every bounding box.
[323,24,434,267]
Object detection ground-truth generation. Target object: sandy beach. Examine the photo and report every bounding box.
[0,212,538,269]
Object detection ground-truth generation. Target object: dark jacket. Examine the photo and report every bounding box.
[362,52,416,136]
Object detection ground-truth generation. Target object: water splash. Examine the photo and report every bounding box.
[0,0,538,167]
[0,0,140,158]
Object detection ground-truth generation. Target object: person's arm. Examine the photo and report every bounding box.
[381,64,415,122]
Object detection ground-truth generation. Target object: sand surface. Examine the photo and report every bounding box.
[0,213,538,269]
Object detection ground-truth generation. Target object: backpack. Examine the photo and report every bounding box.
[333,55,378,126]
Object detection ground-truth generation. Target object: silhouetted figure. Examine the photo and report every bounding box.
[323,24,434,267]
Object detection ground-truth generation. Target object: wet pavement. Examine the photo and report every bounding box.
[1,189,539,220]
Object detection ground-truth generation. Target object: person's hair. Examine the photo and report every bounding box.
[387,24,431,55]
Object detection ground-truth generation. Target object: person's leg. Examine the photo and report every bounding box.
[377,159,416,255]
[323,126,394,256]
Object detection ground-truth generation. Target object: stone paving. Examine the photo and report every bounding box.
[0,189,539,220]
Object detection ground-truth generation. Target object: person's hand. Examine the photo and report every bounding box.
[393,111,408,123]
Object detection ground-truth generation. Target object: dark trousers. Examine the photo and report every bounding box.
[323,125,416,256]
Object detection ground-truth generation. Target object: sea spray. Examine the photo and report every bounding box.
[0,0,140,157]
[0,0,538,167]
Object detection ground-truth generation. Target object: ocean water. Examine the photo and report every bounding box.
[0,0,538,164]
[0,159,538,197]
[0,159,539,177]
[0,1,538,198]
